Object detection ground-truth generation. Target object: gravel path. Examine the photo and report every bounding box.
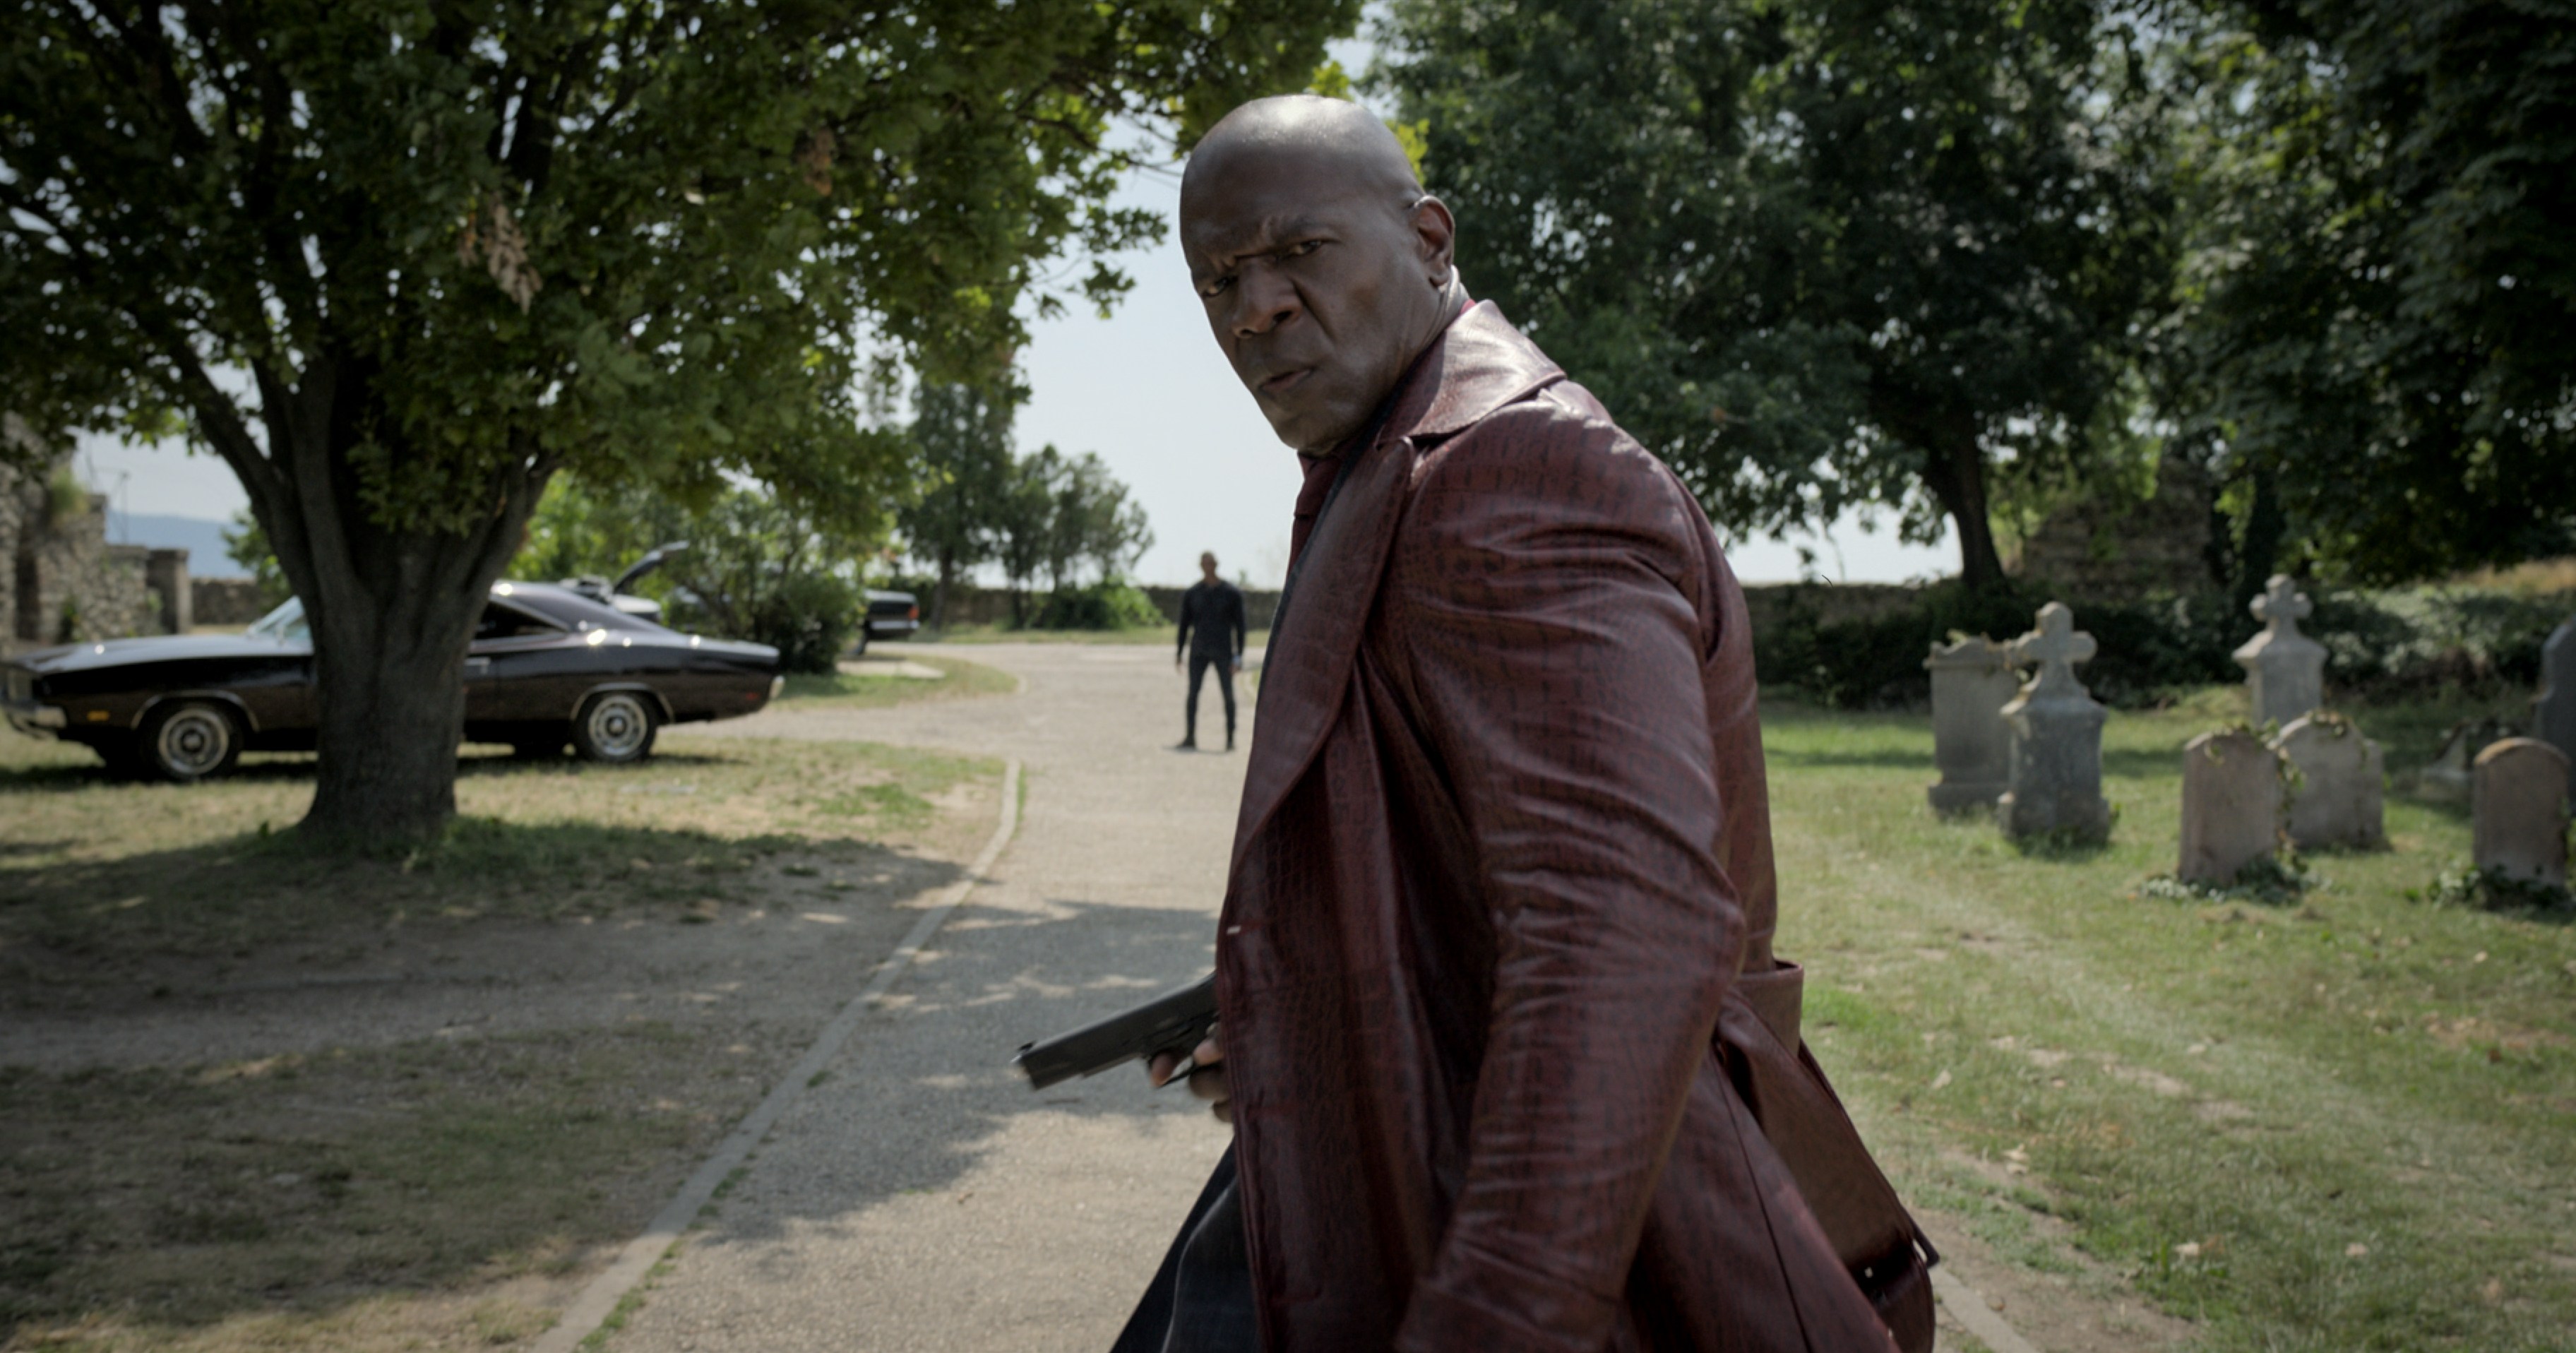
[597,642,1251,1353]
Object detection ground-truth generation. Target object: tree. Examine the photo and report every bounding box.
[902,377,1021,631]
[0,0,1355,841]
[1376,0,2174,588]
[2165,0,2576,584]
[1042,448,1155,590]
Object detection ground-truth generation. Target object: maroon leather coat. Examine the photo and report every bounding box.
[1215,303,1916,1352]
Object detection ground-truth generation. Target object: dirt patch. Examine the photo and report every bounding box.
[0,734,1007,1351]
[1921,1204,2204,1353]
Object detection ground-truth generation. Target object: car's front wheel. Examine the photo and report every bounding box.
[138,700,244,782]
[571,691,658,763]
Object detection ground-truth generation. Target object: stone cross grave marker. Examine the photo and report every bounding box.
[2276,714,2385,850]
[2536,616,2576,799]
[2178,729,2281,883]
[2473,739,2569,889]
[2233,574,2327,729]
[1998,602,2111,842]
[1926,636,2018,813]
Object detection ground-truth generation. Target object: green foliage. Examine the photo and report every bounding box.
[901,378,1021,625]
[0,0,1353,831]
[2417,864,2574,917]
[1032,578,1164,631]
[1376,0,2174,585]
[1753,578,2573,710]
[982,443,1155,625]
[2136,853,2317,906]
[220,510,294,610]
[2166,0,2576,584]
[40,467,85,529]
[517,477,874,674]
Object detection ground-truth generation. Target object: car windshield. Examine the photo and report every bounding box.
[246,598,309,643]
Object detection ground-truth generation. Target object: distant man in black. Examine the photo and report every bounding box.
[1175,551,1247,751]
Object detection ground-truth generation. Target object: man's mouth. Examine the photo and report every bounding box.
[1257,366,1313,398]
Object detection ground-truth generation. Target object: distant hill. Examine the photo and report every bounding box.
[102,511,251,578]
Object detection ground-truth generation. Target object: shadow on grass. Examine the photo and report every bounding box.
[0,815,924,961]
[0,748,746,797]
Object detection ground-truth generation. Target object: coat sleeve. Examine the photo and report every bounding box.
[1381,396,1745,1352]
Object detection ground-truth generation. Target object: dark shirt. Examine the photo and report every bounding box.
[1176,579,1247,660]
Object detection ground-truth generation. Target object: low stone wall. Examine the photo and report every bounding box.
[191,577,279,627]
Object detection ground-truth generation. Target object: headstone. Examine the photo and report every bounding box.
[1998,602,2112,842]
[2536,616,2576,799]
[2275,715,2385,850]
[1926,636,2018,813]
[2178,730,2282,883]
[2418,716,2510,804]
[2473,739,2569,888]
[2232,574,2327,729]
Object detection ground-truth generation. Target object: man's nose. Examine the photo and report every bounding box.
[1232,265,1300,338]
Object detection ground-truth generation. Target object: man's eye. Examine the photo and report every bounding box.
[1200,275,1235,298]
[1284,240,1324,259]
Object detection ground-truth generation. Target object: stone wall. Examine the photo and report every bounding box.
[2015,456,2218,596]
[3,427,160,653]
[191,577,280,627]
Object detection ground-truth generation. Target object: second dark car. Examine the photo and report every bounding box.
[1,583,782,781]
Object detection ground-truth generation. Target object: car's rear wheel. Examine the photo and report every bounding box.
[849,625,871,657]
[571,691,657,763]
[138,700,244,782]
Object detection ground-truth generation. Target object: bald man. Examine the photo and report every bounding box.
[1121,97,1930,1353]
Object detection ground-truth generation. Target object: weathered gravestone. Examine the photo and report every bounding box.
[2233,574,2327,729]
[2277,714,2385,850]
[2178,730,2281,883]
[1926,636,2018,813]
[2536,616,2576,799]
[1998,602,2112,842]
[2473,739,2569,889]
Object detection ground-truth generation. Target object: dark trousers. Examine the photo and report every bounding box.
[1186,652,1236,746]
[1111,1146,1260,1352]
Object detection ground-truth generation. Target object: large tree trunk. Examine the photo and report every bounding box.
[1914,413,2007,591]
[931,552,956,631]
[203,350,549,844]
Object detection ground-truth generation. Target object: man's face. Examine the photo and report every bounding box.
[1182,150,1454,454]
[1200,552,1218,579]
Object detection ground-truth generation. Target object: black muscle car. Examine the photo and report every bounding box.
[856,588,920,653]
[1,582,782,781]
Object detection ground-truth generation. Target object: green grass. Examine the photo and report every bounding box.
[0,733,1001,963]
[1765,690,2576,1351]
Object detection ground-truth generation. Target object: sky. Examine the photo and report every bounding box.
[71,37,1955,591]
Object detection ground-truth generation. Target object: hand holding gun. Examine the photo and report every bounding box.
[1012,973,1220,1091]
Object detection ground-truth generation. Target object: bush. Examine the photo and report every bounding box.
[733,571,861,674]
[1751,577,2572,711]
[1030,578,1162,631]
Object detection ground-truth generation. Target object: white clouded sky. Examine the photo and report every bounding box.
[74,32,1955,590]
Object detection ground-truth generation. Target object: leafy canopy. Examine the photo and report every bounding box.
[2167,0,2576,583]
[1376,0,2174,585]
[0,0,1357,537]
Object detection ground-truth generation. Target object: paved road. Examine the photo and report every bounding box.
[607,643,1253,1352]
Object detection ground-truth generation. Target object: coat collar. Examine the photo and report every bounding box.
[1228,302,1564,874]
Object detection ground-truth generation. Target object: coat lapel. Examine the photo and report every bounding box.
[1230,431,1412,872]
[1227,303,1567,875]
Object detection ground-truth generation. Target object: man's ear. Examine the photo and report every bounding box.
[1411,196,1457,285]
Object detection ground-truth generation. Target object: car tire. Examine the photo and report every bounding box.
[849,626,871,657]
[571,691,658,763]
[138,700,244,782]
